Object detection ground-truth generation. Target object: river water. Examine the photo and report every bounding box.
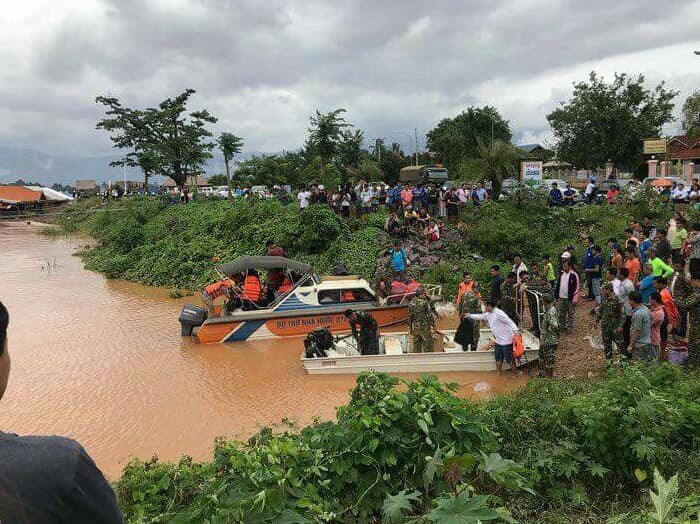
[0,222,526,478]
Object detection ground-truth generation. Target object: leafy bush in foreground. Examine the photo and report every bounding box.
[115,365,700,523]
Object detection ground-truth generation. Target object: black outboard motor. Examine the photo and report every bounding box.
[304,327,335,358]
[179,304,208,336]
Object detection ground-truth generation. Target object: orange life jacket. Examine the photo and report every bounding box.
[242,276,261,302]
[278,277,293,295]
[513,333,524,358]
[202,279,234,300]
[456,281,474,303]
[342,290,356,302]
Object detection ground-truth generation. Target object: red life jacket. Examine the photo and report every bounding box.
[342,290,356,302]
[242,276,261,302]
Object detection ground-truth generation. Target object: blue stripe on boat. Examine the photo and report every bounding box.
[224,319,266,342]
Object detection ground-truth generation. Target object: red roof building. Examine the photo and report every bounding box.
[0,185,43,204]
[666,136,700,182]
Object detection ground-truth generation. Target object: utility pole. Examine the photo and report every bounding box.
[414,127,419,166]
[394,131,414,166]
[375,138,381,165]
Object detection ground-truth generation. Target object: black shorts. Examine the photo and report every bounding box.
[690,258,700,280]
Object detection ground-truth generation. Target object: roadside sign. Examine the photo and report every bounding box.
[643,139,667,155]
[520,160,543,182]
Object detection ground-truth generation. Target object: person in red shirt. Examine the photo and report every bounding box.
[624,247,641,282]
[653,276,680,336]
[455,272,475,305]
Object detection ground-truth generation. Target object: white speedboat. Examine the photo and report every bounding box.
[301,329,540,374]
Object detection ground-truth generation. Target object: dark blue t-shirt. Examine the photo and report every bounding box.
[0,432,123,523]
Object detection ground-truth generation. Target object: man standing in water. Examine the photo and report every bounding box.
[466,300,519,374]
[0,302,123,523]
[344,310,379,355]
[408,287,436,353]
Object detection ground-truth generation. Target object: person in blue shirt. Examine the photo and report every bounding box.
[583,237,596,300]
[586,244,603,305]
[549,183,563,206]
[638,232,653,264]
[638,263,655,304]
[389,240,408,278]
[562,183,577,205]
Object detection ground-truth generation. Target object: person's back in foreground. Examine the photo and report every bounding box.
[0,301,123,523]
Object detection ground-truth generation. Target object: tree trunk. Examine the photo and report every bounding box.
[224,156,232,200]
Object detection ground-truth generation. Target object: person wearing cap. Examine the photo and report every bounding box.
[596,282,623,364]
[408,287,436,353]
[344,309,379,355]
[0,302,123,523]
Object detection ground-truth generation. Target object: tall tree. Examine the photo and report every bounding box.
[371,139,409,184]
[95,89,217,187]
[681,91,700,139]
[547,72,677,171]
[425,106,511,171]
[306,109,352,175]
[217,132,244,199]
[470,139,520,198]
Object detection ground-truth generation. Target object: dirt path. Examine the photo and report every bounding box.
[554,299,608,378]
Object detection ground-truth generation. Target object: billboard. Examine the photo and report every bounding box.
[520,160,543,183]
[643,139,666,155]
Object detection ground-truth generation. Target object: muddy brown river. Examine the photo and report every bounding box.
[0,222,526,478]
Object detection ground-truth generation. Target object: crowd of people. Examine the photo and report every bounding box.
[451,214,700,375]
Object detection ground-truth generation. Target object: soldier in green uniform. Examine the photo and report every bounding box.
[456,285,482,351]
[538,294,559,378]
[409,287,436,353]
[673,276,700,368]
[344,309,379,355]
[521,266,551,337]
[596,282,623,364]
[500,272,519,324]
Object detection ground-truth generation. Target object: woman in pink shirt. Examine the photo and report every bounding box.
[648,292,665,360]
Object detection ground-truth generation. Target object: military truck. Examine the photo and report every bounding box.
[399,165,449,185]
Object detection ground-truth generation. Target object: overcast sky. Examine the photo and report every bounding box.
[1,0,699,158]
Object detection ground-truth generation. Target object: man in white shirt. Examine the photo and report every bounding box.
[671,184,689,203]
[618,267,636,356]
[512,255,528,284]
[585,179,596,204]
[467,300,519,374]
[297,186,311,209]
[606,268,622,296]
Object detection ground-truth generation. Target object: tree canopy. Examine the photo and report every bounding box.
[681,91,700,138]
[95,89,217,187]
[546,72,678,171]
[425,106,511,171]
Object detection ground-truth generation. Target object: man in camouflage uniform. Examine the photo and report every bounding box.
[538,294,559,378]
[673,276,700,368]
[521,266,552,337]
[344,309,379,355]
[456,285,482,351]
[409,287,436,353]
[500,272,519,324]
[595,282,623,364]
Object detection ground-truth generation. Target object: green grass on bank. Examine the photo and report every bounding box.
[54,197,384,289]
[53,190,679,295]
[115,365,700,523]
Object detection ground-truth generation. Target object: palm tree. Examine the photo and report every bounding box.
[472,138,520,198]
[217,133,244,199]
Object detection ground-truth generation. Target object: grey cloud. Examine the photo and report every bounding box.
[1,0,699,158]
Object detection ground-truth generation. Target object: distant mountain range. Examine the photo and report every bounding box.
[0,147,267,186]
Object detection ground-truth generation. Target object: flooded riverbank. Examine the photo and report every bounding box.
[0,222,526,478]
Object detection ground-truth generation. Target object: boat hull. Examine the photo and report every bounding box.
[301,329,540,374]
[302,348,540,374]
[195,304,409,344]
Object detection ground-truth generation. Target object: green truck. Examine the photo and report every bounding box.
[399,165,449,185]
